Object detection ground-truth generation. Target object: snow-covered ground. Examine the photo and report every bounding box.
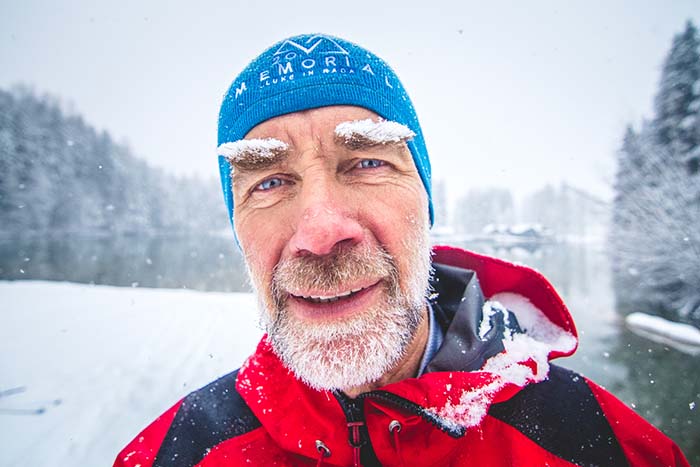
[0,281,262,467]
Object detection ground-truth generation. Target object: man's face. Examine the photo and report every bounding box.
[230,105,432,391]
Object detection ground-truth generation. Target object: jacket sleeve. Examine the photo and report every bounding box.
[113,400,183,467]
[585,378,690,467]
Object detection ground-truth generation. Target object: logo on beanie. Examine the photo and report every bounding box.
[273,36,349,56]
[232,35,397,100]
[251,34,389,90]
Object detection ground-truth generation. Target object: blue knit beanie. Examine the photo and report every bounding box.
[217,33,433,230]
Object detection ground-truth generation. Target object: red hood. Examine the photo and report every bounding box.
[433,245,578,358]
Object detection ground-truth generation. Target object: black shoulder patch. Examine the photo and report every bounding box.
[153,369,261,467]
[488,365,628,467]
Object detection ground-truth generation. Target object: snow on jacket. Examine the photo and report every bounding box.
[114,246,689,467]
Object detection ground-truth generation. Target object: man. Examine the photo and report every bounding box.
[115,34,688,466]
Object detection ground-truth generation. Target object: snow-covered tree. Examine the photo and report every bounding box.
[653,21,700,158]
[453,188,515,234]
[0,87,227,235]
[519,184,608,240]
[432,179,449,229]
[611,20,700,325]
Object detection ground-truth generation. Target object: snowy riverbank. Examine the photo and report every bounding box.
[0,281,262,467]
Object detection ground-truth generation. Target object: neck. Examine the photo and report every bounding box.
[343,305,430,398]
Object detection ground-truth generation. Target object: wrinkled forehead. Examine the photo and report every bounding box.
[242,105,383,140]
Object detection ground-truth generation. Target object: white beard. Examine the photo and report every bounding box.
[247,218,433,392]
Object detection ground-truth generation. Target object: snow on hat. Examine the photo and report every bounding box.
[217,33,433,230]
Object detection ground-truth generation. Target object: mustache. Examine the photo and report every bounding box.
[270,243,399,304]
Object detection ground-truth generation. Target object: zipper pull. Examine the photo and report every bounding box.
[347,421,365,467]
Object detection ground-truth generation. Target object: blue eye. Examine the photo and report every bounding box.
[358,159,384,169]
[256,177,283,191]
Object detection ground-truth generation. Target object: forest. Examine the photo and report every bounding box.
[0,87,227,235]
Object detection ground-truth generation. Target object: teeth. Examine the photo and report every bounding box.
[298,287,366,304]
[306,296,339,304]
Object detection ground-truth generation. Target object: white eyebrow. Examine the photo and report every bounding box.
[217,138,289,163]
[334,118,415,145]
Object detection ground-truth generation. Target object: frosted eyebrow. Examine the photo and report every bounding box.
[334,118,415,150]
[217,138,289,171]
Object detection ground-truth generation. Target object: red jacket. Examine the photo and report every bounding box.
[115,246,689,466]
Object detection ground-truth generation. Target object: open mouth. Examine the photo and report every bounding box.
[290,285,373,304]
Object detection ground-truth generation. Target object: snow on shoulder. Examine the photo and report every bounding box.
[334,118,415,145]
[431,292,577,430]
[626,312,700,356]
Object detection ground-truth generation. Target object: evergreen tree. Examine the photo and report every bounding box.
[432,179,449,229]
[0,86,227,235]
[454,188,515,234]
[612,20,700,324]
[653,21,700,159]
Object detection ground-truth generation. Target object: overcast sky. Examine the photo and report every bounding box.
[2,1,699,206]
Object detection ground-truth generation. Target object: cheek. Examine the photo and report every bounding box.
[370,179,428,231]
[361,184,430,265]
[235,210,284,289]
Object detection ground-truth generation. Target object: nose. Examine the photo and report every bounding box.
[288,178,364,256]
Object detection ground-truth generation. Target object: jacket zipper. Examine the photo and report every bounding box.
[334,392,382,467]
[333,389,465,466]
